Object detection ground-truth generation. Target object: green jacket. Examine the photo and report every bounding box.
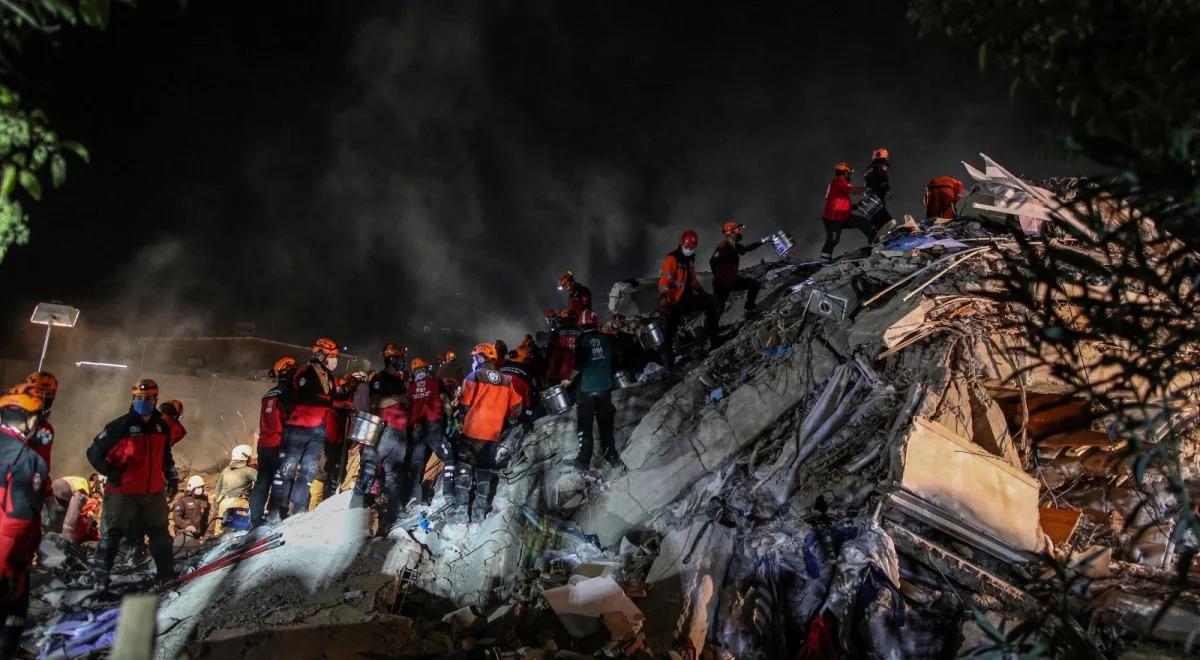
[574,329,617,393]
[215,465,257,502]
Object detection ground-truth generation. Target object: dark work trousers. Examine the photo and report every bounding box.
[714,276,762,314]
[249,446,281,526]
[271,424,327,518]
[575,390,619,467]
[409,420,444,504]
[821,217,876,262]
[0,578,29,660]
[94,492,175,582]
[454,438,500,520]
[660,288,720,368]
[354,426,407,527]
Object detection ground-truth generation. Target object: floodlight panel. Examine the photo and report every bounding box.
[31,303,80,327]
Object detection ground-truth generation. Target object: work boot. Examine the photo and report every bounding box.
[604,454,628,473]
[570,455,592,472]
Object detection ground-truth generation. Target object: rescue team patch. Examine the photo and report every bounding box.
[487,371,501,384]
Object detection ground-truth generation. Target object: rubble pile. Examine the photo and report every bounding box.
[27,155,1200,658]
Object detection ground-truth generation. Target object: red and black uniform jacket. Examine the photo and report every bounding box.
[370,370,410,431]
[710,237,766,287]
[258,380,295,450]
[86,408,176,495]
[28,416,53,475]
[544,325,582,382]
[0,427,48,593]
[408,366,443,424]
[500,363,535,410]
[565,283,592,318]
[286,362,336,431]
[163,414,187,446]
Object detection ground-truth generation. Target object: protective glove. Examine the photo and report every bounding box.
[658,294,670,310]
[560,379,572,388]
[105,470,122,488]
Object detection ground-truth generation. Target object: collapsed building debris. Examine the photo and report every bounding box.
[20,154,1200,658]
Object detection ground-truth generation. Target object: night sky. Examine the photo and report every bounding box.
[0,0,1077,361]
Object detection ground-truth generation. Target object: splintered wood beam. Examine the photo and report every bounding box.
[1038,429,1119,448]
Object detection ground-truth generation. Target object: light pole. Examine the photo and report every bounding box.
[30,303,80,372]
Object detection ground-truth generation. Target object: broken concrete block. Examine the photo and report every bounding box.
[898,417,1042,552]
[542,576,643,638]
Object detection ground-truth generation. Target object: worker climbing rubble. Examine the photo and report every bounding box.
[214,445,256,533]
[657,229,720,367]
[46,474,97,543]
[448,343,523,524]
[0,384,49,660]
[171,475,210,549]
[710,221,768,319]
[924,174,966,220]
[861,147,893,229]
[23,372,56,474]
[407,356,451,511]
[251,356,295,527]
[565,309,625,472]
[270,338,339,520]
[86,378,179,590]
[159,399,186,446]
[544,309,582,389]
[355,343,412,528]
[820,161,871,264]
[500,341,538,431]
[557,270,592,321]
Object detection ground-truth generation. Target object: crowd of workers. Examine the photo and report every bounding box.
[0,146,971,656]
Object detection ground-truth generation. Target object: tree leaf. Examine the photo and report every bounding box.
[0,164,16,198]
[57,140,89,163]
[50,154,66,188]
[18,170,42,201]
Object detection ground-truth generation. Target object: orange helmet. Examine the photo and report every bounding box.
[471,343,498,361]
[834,162,853,175]
[312,337,340,357]
[26,371,57,397]
[512,344,534,363]
[680,230,699,249]
[271,356,297,377]
[722,221,745,236]
[410,357,430,371]
[578,309,599,327]
[382,343,406,359]
[558,270,574,290]
[872,148,889,160]
[161,399,184,416]
[444,351,456,362]
[0,384,43,414]
[131,378,159,398]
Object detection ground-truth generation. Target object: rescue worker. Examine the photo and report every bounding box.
[450,343,523,523]
[47,475,90,539]
[319,373,362,504]
[86,378,179,589]
[610,315,651,376]
[925,175,966,220]
[270,338,338,520]
[494,340,508,369]
[171,475,210,549]
[24,372,56,474]
[564,310,624,471]
[214,445,256,532]
[251,357,295,527]
[408,357,450,509]
[355,343,411,526]
[160,399,187,446]
[710,221,768,319]
[437,351,465,393]
[500,343,537,430]
[0,385,49,659]
[544,309,582,385]
[658,229,720,367]
[820,162,871,264]
[862,148,893,228]
[557,270,592,321]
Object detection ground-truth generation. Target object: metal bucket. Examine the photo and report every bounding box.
[769,230,796,256]
[854,192,884,219]
[615,371,637,389]
[347,410,385,447]
[541,386,572,415]
[641,322,665,350]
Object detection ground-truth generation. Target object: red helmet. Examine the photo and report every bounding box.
[382,343,406,359]
[722,221,745,236]
[578,309,599,327]
[680,230,699,249]
[312,337,340,357]
[558,270,574,290]
[872,148,889,160]
[834,162,853,175]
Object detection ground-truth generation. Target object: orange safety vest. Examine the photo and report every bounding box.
[657,248,700,305]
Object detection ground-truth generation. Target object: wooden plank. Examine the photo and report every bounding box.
[1040,507,1082,546]
[1039,429,1118,448]
[1025,399,1089,438]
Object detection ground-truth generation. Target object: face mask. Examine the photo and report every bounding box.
[681,247,695,257]
[132,399,155,416]
[470,354,487,372]
[733,233,743,243]
[191,488,204,497]
[325,357,339,371]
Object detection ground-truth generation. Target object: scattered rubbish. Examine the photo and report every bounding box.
[709,387,725,402]
[543,576,644,638]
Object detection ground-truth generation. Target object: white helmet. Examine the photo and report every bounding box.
[231,444,253,462]
[186,475,205,491]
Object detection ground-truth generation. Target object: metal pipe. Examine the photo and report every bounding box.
[36,322,52,371]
